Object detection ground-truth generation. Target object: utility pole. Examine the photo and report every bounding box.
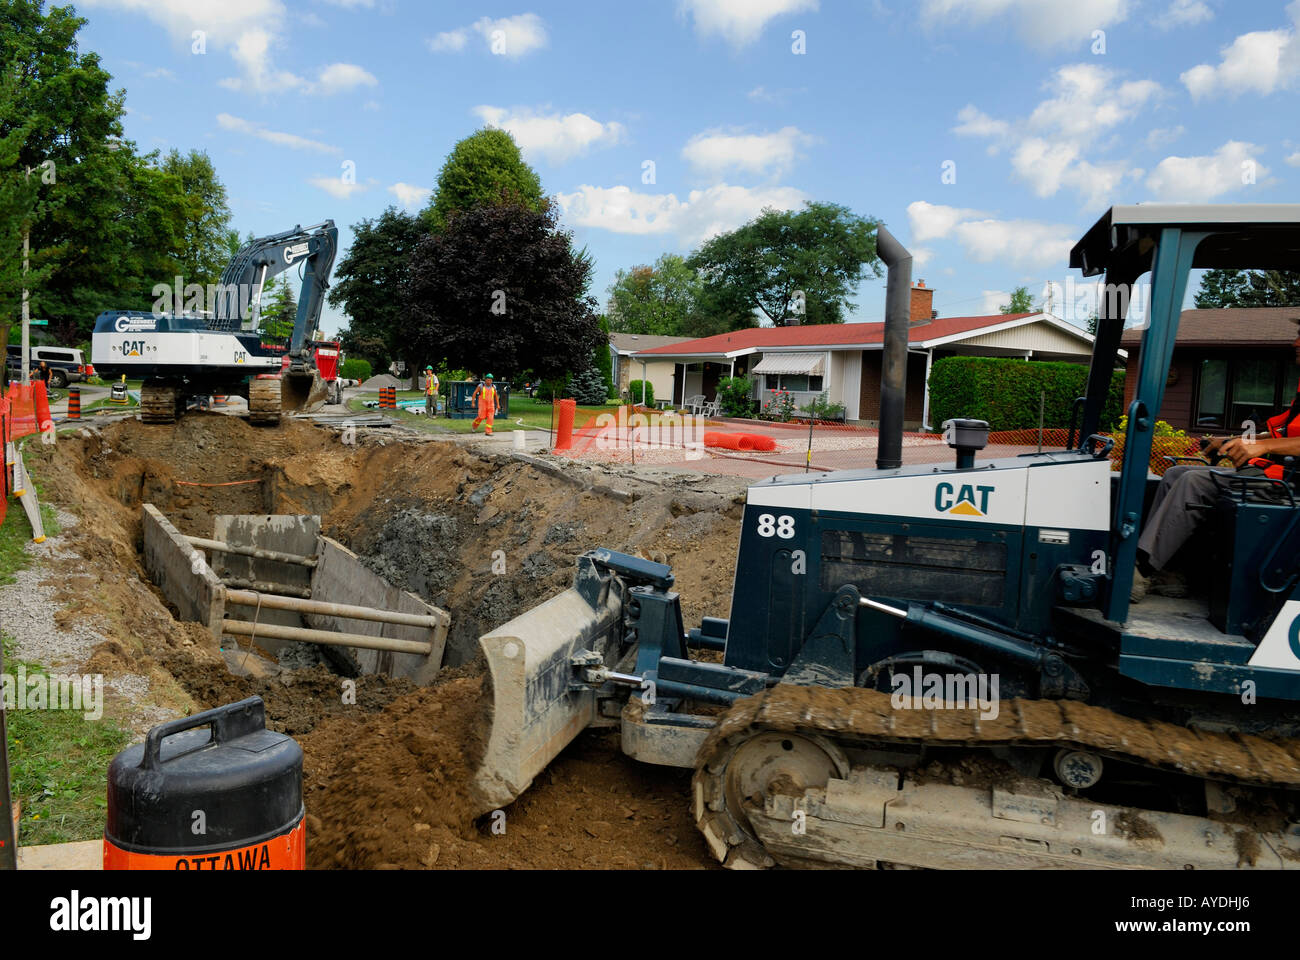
[0,633,16,870]
[21,228,29,384]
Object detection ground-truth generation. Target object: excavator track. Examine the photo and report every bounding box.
[247,377,282,426]
[693,684,1300,870]
[140,381,183,424]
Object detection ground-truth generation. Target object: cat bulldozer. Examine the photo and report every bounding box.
[473,206,1300,869]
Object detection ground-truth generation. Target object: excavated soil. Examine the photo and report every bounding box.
[27,413,741,868]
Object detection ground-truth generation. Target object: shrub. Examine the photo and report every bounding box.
[717,376,756,417]
[570,367,609,405]
[928,357,1124,432]
[339,357,372,381]
[800,391,845,421]
[760,389,796,422]
[628,379,654,406]
[537,374,569,402]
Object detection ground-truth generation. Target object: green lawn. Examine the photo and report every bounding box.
[2,457,130,846]
[347,393,627,434]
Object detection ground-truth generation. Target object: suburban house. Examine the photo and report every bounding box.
[632,282,1097,429]
[1120,307,1300,433]
[609,333,695,403]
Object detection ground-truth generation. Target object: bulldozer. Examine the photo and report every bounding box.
[91,221,338,426]
[471,205,1300,869]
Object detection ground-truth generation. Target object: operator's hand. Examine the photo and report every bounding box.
[1202,436,1226,457]
[1220,436,1270,468]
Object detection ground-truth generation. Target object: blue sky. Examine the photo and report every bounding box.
[78,0,1300,335]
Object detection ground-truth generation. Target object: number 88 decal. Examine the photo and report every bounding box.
[757,513,796,540]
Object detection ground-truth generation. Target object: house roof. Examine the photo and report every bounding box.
[632,312,1090,359]
[1120,307,1300,349]
[609,333,696,355]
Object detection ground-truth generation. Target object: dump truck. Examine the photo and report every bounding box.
[91,221,338,425]
[471,205,1300,869]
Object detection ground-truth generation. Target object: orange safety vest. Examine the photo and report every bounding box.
[1249,390,1300,479]
[425,374,438,396]
[474,383,497,410]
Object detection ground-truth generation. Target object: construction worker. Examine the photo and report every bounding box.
[1132,327,1300,602]
[424,366,440,417]
[471,373,500,435]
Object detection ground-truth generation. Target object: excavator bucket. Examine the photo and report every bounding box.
[281,369,329,413]
[471,555,626,814]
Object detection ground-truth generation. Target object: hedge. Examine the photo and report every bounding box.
[628,379,654,406]
[928,356,1124,433]
[339,357,372,381]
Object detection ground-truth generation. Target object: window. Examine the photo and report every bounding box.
[1195,355,1287,431]
[765,374,823,392]
[1195,359,1227,428]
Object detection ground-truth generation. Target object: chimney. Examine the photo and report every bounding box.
[909,280,934,325]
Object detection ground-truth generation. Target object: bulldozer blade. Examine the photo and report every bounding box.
[473,567,624,814]
[281,370,329,413]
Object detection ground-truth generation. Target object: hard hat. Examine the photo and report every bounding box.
[485,373,494,379]
[425,366,433,371]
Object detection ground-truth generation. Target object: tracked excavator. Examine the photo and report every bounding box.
[472,205,1300,869]
[91,221,339,425]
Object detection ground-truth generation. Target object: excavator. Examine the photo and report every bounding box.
[91,221,338,425]
[471,204,1300,869]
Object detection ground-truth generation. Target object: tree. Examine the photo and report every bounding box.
[595,314,614,396]
[688,202,881,327]
[259,275,297,340]
[606,253,703,336]
[160,149,231,288]
[421,128,544,233]
[1000,286,1035,314]
[1195,268,1300,308]
[404,200,601,381]
[0,73,42,351]
[329,207,427,372]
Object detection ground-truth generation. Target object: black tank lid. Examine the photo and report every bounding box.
[106,697,303,853]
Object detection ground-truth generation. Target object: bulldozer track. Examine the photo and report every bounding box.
[692,684,1300,868]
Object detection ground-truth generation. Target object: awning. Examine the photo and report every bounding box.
[752,352,825,376]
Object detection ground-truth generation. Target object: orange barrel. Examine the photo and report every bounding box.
[104,697,305,870]
[67,387,80,420]
[554,398,577,450]
[213,394,227,406]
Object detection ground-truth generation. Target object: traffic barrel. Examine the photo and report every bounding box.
[67,386,80,420]
[554,399,576,450]
[104,698,305,870]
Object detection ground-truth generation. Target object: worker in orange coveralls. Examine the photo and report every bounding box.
[471,373,500,435]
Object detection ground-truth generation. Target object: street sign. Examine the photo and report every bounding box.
[29,320,47,326]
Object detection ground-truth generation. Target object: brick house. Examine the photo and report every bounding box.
[633,282,1097,429]
[1120,307,1300,432]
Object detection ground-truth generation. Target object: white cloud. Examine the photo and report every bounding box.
[920,0,1130,47]
[308,176,372,200]
[1026,64,1160,140]
[1152,0,1213,30]
[472,14,548,58]
[556,182,808,246]
[1287,151,1300,167]
[473,106,625,164]
[912,247,935,269]
[1145,141,1269,201]
[953,105,1009,139]
[81,0,378,95]
[216,113,341,154]
[315,63,377,95]
[389,183,431,209]
[1144,125,1184,150]
[1010,139,1132,209]
[679,0,818,47]
[429,29,468,52]
[951,218,1077,270]
[1181,3,1300,99]
[906,201,988,243]
[981,290,1012,314]
[681,127,813,178]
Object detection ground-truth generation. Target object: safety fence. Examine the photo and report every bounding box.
[1,381,54,530]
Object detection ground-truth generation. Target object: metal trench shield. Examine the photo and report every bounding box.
[473,558,625,813]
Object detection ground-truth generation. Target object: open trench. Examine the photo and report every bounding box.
[31,414,749,868]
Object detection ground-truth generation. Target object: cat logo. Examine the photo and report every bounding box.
[122,339,146,357]
[935,482,995,518]
[234,350,247,364]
